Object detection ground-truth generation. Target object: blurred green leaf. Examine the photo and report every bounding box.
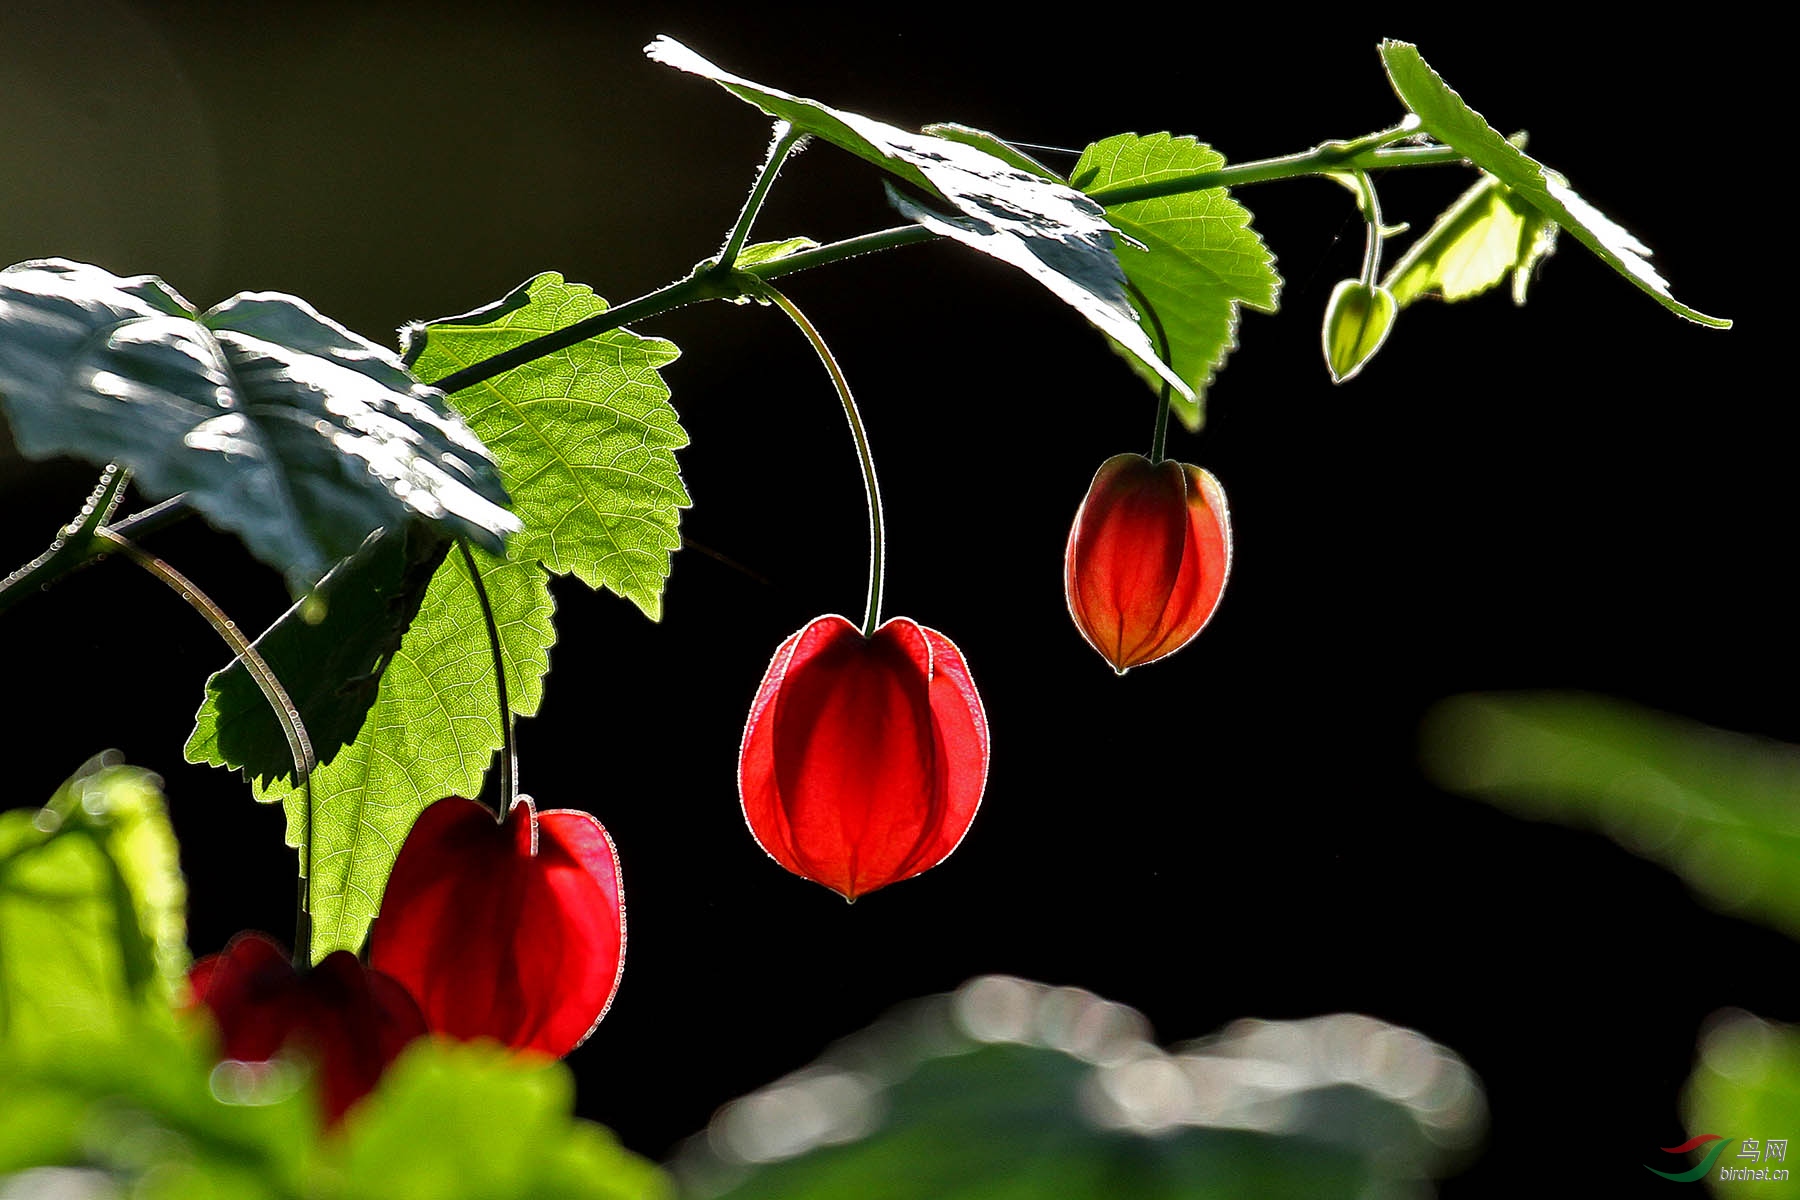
[1383,173,1558,307]
[327,1040,671,1200]
[1378,42,1729,328]
[1071,134,1281,430]
[1686,1011,1800,1194]
[405,272,689,620]
[233,544,554,961]
[0,758,187,1050]
[0,259,518,595]
[645,38,1189,403]
[186,523,451,785]
[1422,692,1800,938]
[675,976,1483,1200]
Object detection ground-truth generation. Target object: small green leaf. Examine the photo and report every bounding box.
[327,1040,671,1200]
[1384,173,1559,307]
[1071,134,1281,430]
[186,523,451,785]
[0,757,187,1050]
[1685,1010,1800,1188]
[1321,280,1398,383]
[675,975,1482,1200]
[245,544,554,960]
[0,260,519,594]
[646,38,1189,402]
[406,272,690,620]
[1379,42,1729,329]
[1422,693,1800,939]
[734,237,821,269]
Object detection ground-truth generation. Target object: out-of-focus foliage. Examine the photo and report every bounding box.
[1684,1010,1800,1195]
[0,756,186,1050]
[674,975,1484,1200]
[1423,692,1800,940]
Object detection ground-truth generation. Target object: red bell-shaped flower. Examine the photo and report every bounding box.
[187,931,426,1125]
[368,795,624,1059]
[739,614,989,901]
[1064,453,1233,672]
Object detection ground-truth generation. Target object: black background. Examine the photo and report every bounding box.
[0,4,1771,1195]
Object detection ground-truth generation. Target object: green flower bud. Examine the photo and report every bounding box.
[1321,279,1398,383]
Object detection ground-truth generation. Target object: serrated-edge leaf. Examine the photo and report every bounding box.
[1071,133,1281,430]
[253,544,555,960]
[1378,41,1729,329]
[406,272,689,620]
[1383,173,1559,307]
[646,37,1190,402]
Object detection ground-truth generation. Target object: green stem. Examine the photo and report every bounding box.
[1124,279,1176,464]
[456,537,516,825]
[1351,169,1387,287]
[1083,135,1465,208]
[0,465,131,618]
[716,122,806,272]
[756,280,886,637]
[96,527,317,967]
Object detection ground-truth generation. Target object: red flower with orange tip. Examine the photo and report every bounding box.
[187,931,426,1125]
[1064,452,1233,672]
[368,794,624,1059]
[739,614,989,901]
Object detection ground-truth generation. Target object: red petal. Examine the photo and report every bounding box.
[368,795,625,1059]
[739,615,988,899]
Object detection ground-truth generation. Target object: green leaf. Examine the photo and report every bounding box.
[1383,173,1559,307]
[674,975,1483,1200]
[645,38,1189,403]
[0,1021,314,1196]
[405,272,689,620]
[186,523,451,785]
[326,1040,671,1200]
[1685,1011,1800,1192]
[1378,42,1729,329]
[243,544,554,960]
[0,757,187,1051]
[1070,134,1281,430]
[1421,692,1800,939]
[919,123,1061,181]
[735,238,821,269]
[0,259,519,594]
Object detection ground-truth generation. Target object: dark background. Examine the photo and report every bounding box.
[0,4,1769,1195]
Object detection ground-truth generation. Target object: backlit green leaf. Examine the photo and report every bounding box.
[1379,42,1728,328]
[405,272,689,620]
[0,259,518,594]
[646,38,1188,403]
[0,757,186,1050]
[1383,173,1558,307]
[1422,692,1800,939]
[735,238,821,269]
[186,522,451,785]
[246,544,554,960]
[676,975,1483,1200]
[1071,134,1281,430]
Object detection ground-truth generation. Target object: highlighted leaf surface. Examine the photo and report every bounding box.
[1384,173,1558,307]
[1072,134,1281,429]
[646,37,1187,401]
[1379,42,1728,328]
[0,259,517,593]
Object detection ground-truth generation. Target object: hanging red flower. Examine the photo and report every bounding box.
[368,795,624,1059]
[739,614,989,901]
[187,931,426,1125]
[1064,453,1233,672]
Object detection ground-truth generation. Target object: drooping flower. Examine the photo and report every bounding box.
[368,795,624,1059]
[1064,453,1233,672]
[739,614,989,901]
[187,931,426,1124]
